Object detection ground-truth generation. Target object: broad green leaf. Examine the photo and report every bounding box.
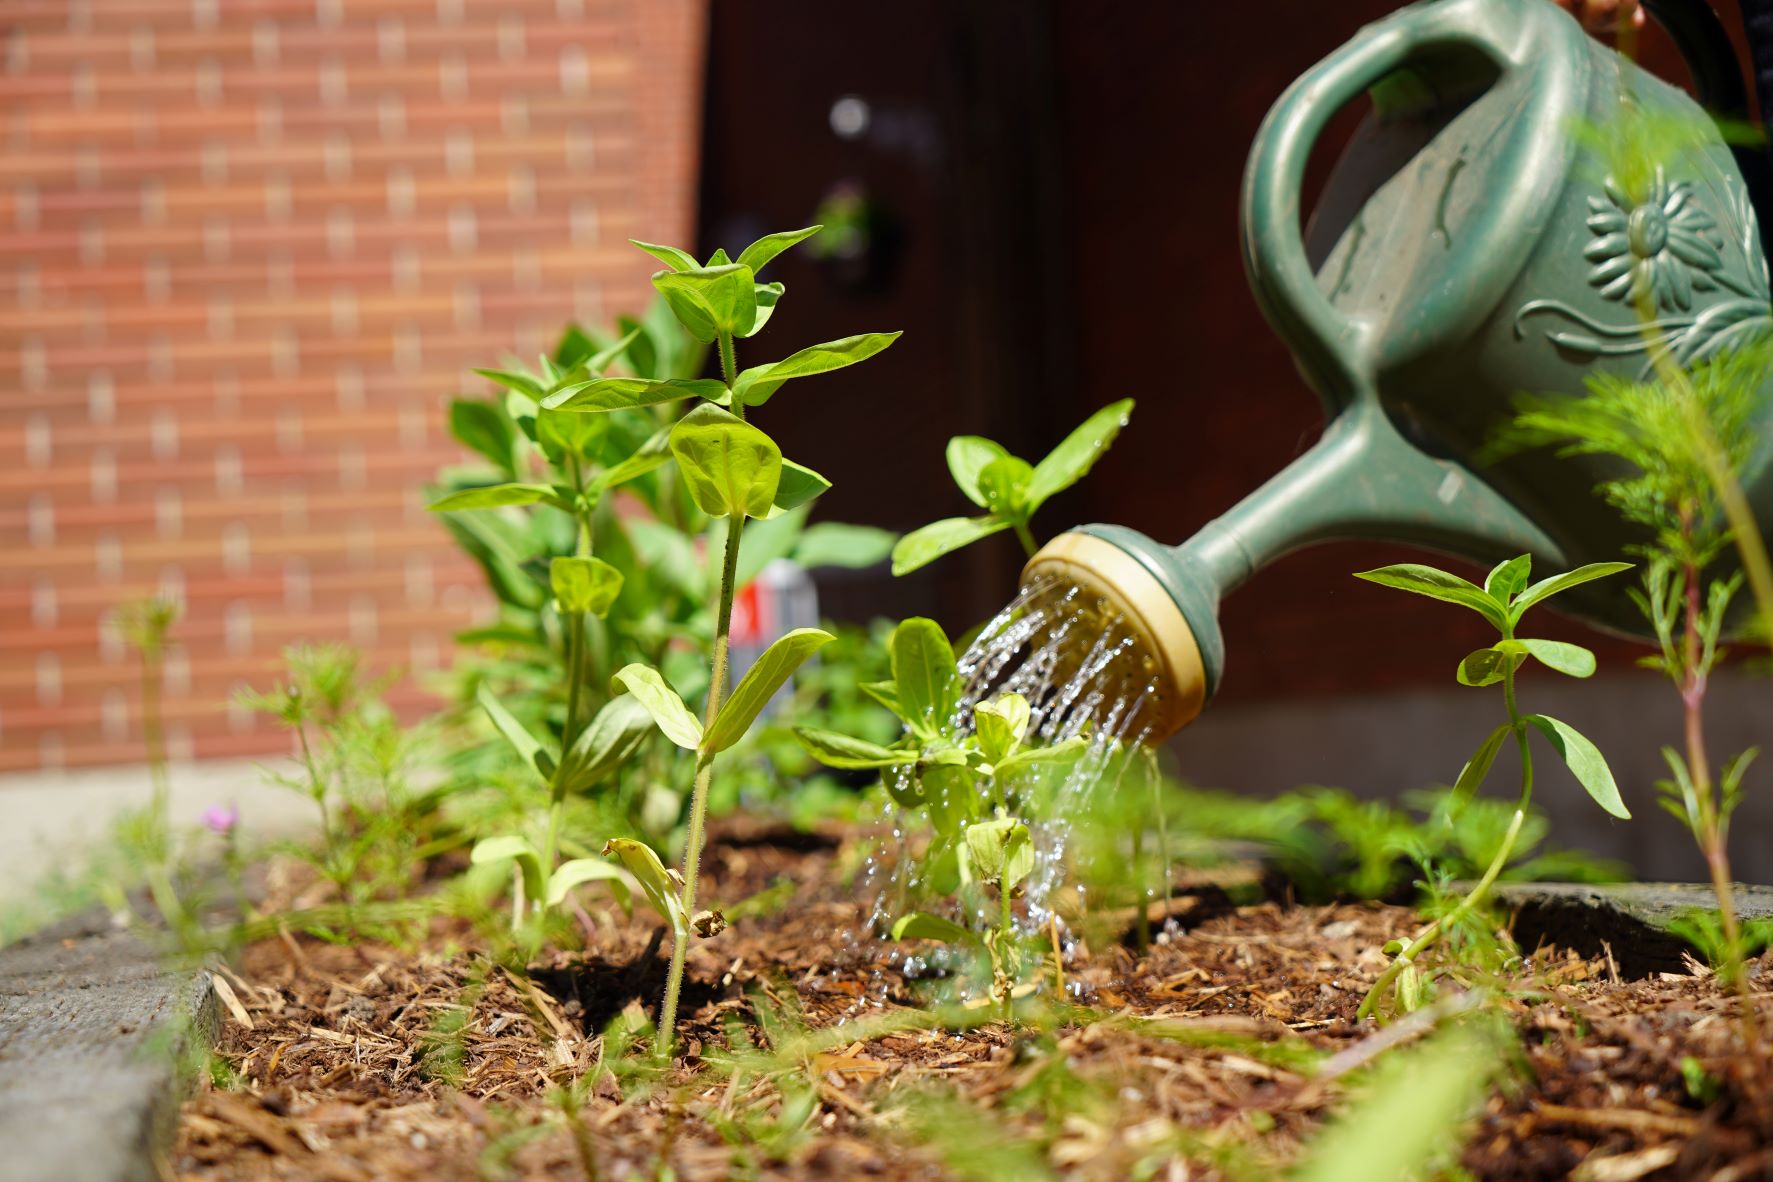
[1510,561,1633,621]
[736,225,821,275]
[1515,638,1596,678]
[793,727,917,769]
[470,834,546,903]
[556,695,654,793]
[994,737,1088,775]
[629,239,699,272]
[602,838,688,936]
[963,817,1034,891]
[731,331,901,406]
[1527,714,1630,818]
[449,400,515,473]
[654,263,757,341]
[974,693,1031,764]
[891,912,975,944]
[611,664,704,751]
[946,436,1010,509]
[1452,722,1512,805]
[703,628,835,756]
[473,367,544,398]
[588,426,674,493]
[550,556,623,617]
[793,523,897,569]
[891,515,1013,576]
[537,405,608,461]
[477,683,556,780]
[1353,564,1506,630]
[978,455,1033,517]
[545,858,632,909]
[1025,398,1134,511]
[892,617,960,738]
[429,483,564,512]
[669,403,783,519]
[1455,647,1512,687]
[772,459,830,512]
[860,679,905,719]
[542,376,725,412]
[1484,554,1532,602]
[552,323,599,369]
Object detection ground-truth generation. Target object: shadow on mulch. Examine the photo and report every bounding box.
[530,931,729,1034]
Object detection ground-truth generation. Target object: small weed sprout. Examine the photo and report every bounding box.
[891,399,1133,573]
[1353,556,1630,1020]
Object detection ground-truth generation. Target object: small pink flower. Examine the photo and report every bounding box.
[201,802,238,835]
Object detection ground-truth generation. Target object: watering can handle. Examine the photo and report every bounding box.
[1240,10,1515,404]
[1241,0,1748,405]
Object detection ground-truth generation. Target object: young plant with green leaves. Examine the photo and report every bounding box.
[795,617,1084,1011]
[891,399,1134,575]
[103,596,199,945]
[1503,345,1765,1038]
[1351,555,1630,1020]
[539,226,897,1056]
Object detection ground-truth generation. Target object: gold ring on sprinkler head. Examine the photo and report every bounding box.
[1021,532,1207,742]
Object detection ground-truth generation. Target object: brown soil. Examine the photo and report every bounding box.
[172,825,1773,1181]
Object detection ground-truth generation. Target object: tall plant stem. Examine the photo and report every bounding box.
[657,332,745,1055]
[1679,553,1761,1049]
[1013,521,1038,558]
[1358,663,1531,1021]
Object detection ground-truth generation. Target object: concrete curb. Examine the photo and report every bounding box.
[0,912,217,1182]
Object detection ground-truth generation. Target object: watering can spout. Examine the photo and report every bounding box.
[1024,403,1561,743]
[1026,0,1773,745]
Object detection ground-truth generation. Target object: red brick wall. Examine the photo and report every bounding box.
[0,0,705,772]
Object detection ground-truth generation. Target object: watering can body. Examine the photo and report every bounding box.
[1028,0,1773,740]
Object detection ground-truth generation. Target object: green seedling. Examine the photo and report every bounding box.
[549,227,896,1057]
[1502,342,1766,1045]
[797,617,1084,1010]
[1353,555,1630,1020]
[891,399,1134,574]
[106,596,196,946]
[433,308,894,844]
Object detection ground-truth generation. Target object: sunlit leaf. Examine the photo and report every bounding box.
[1354,564,1506,630]
[974,693,1031,764]
[477,683,556,781]
[471,834,545,904]
[891,618,960,739]
[1528,714,1630,818]
[669,403,783,518]
[890,515,1013,576]
[732,332,902,406]
[946,436,1010,509]
[1025,398,1134,511]
[890,912,975,944]
[611,663,704,751]
[546,858,633,910]
[550,556,623,618]
[703,629,834,757]
[1509,561,1633,621]
[602,838,688,937]
[542,376,725,412]
[793,727,917,769]
[1484,554,1532,602]
[736,225,821,275]
[429,483,565,512]
[556,695,654,794]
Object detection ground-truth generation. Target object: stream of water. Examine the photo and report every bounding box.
[856,573,1167,958]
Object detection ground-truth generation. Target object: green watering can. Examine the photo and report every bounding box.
[1026,0,1773,740]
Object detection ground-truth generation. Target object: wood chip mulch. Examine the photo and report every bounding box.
[172,828,1773,1181]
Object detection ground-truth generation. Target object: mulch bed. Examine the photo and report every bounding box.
[172,826,1773,1181]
